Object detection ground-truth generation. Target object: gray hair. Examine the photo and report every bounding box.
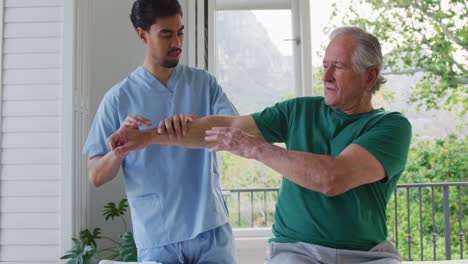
[330,26,387,92]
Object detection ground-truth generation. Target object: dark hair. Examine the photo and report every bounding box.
[130,0,183,31]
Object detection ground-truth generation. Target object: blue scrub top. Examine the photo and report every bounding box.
[83,65,238,249]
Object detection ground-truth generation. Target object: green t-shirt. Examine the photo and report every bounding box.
[251,96,412,251]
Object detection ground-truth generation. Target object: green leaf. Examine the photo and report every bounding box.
[83,245,96,255]
[118,198,129,211]
[60,254,75,259]
[60,238,97,264]
[61,238,81,258]
[107,253,120,260]
[119,232,137,261]
[103,199,128,221]
[66,259,79,264]
[79,228,101,248]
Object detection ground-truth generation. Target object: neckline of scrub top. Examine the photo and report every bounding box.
[138,64,182,95]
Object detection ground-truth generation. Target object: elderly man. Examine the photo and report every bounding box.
[111,27,412,263]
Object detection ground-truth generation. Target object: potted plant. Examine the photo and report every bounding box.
[60,199,137,263]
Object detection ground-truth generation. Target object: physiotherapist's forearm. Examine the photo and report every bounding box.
[87,151,124,187]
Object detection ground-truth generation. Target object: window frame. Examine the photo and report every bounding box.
[208,0,312,97]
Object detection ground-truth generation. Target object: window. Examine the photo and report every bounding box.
[213,5,300,231]
[206,2,312,262]
[209,0,312,190]
[216,10,295,114]
[206,1,311,230]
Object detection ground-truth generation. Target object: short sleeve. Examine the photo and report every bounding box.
[353,113,412,180]
[250,100,292,143]
[82,93,120,158]
[209,75,239,116]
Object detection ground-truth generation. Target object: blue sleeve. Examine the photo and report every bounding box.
[82,93,120,158]
[209,75,239,116]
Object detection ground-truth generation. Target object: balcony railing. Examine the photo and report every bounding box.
[222,182,468,261]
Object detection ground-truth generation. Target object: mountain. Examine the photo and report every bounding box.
[216,11,294,113]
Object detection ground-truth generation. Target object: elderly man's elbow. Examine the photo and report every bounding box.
[322,187,343,197]
[320,173,346,197]
[322,186,342,197]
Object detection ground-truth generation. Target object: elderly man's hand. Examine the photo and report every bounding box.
[205,127,264,159]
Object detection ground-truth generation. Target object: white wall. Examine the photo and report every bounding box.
[0,0,63,262]
[86,0,144,249]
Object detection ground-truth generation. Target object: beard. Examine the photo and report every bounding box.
[160,59,179,68]
[160,48,182,68]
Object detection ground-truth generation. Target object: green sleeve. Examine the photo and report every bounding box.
[353,113,412,180]
[250,100,292,143]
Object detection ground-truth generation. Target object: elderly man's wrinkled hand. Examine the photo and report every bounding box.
[204,127,263,159]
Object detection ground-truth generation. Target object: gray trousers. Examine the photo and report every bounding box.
[265,241,401,264]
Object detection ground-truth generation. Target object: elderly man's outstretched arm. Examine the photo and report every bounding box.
[110,115,262,152]
[111,114,388,197]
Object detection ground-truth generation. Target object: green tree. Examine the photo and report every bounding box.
[386,135,467,260]
[402,134,468,183]
[327,0,467,116]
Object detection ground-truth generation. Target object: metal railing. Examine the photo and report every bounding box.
[222,182,468,261]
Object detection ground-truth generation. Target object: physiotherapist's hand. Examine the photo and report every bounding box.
[108,130,130,158]
[121,115,153,129]
[107,115,153,158]
[158,114,199,142]
[113,127,154,157]
[205,127,264,159]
